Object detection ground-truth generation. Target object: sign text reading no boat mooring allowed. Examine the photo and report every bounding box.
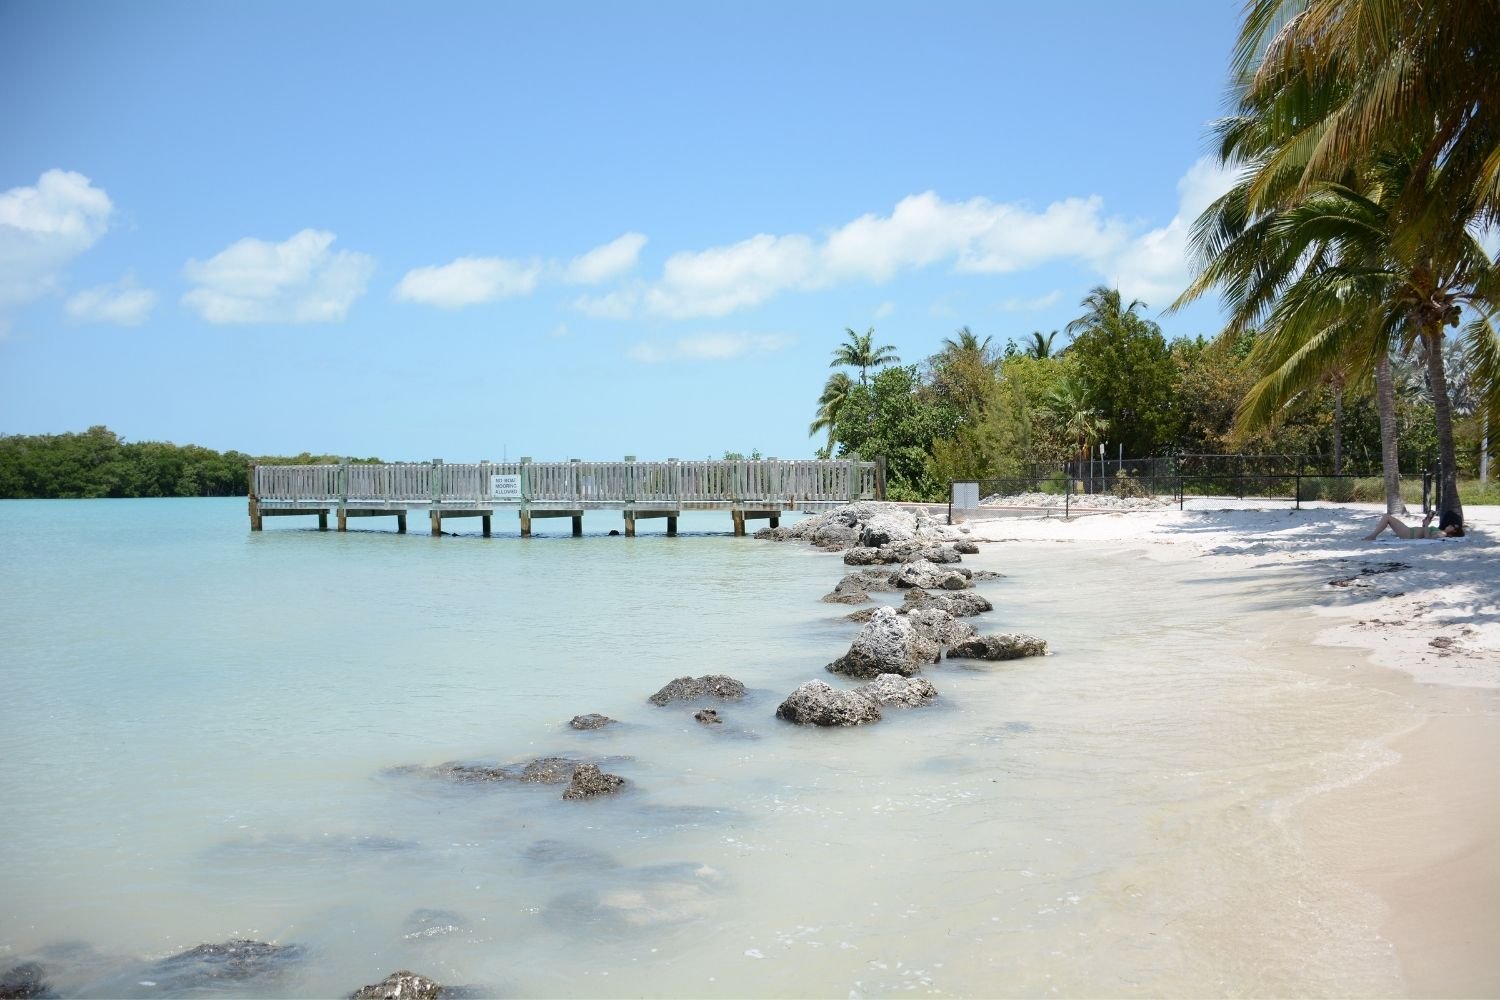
[490,474,522,500]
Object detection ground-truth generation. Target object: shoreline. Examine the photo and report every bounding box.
[951,499,1499,996]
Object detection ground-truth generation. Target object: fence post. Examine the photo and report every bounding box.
[846,453,859,501]
[1065,475,1071,519]
[875,455,887,500]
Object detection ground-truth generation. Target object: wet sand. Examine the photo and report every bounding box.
[959,499,1500,996]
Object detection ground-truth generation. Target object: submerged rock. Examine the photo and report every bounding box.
[953,540,980,554]
[821,589,871,605]
[522,839,620,870]
[693,709,723,725]
[145,939,305,992]
[856,673,939,707]
[402,909,469,941]
[350,970,443,1000]
[517,757,582,784]
[647,675,746,706]
[563,763,627,800]
[775,680,882,726]
[545,862,724,932]
[950,633,1049,661]
[569,713,615,731]
[827,606,936,678]
[0,962,53,1000]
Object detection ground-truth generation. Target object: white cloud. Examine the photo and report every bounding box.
[873,300,895,320]
[571,287,640,319]
[646,234,817,318]
[1000,290,1061,312]
[0,169,113,322]
[393,255,540,309]
[564,232,646,284]
[182,229,374,324]
[1103,156,1241,306]
[65,274,157,326]
[549,322,570,338]
[633,190,1135,320]
[627,332,795,363]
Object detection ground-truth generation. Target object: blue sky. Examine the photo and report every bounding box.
[1,1,1244,461]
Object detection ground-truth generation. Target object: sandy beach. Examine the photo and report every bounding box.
[955,498,1500,997]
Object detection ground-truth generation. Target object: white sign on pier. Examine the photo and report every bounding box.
[490,474,523,500]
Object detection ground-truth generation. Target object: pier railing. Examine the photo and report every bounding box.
[254,457,881,507]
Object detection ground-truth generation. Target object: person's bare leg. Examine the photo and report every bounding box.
[1364,514,1409,540]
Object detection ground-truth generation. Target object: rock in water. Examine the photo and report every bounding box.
[856,673,939,707]
[563,763,627,799]
[889,559,973,590]
[901,588,994,616]
[775,680,882,726]
[147,940,305,991]
[0,962,53,999]
[569,713,615,730]
[350,970,443,1000]
[950,633,1048,660]
[903,607,976,649]
[516,757,584,784]
[647,675,746,706]
[953,540,980,554]
[694,709,723,725]
[827,606,936,678]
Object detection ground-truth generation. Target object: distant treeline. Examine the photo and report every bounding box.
[0,426,380,499]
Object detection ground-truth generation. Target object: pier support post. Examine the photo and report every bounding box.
[248,498,262,531]
[732,510,746,536]
[770,515,780,528]
[482,514,491,538]
[624,512,636,537]
[667,515,678,536]
[337,509,347,532]
[396,512,407,534]
[571,515,583,537]
[318,510,329,531]
[431,510,442,537]
[520,512,532,538]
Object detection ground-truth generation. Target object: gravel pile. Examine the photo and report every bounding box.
[979,491,1170,511]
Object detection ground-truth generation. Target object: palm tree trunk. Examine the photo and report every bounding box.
[1423,328,1464,528]
[1375,351,1404,515]
[1332,379,1344,476]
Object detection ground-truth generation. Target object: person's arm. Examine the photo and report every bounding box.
[1422,512,1437,536]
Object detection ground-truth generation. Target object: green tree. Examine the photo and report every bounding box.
[830,326,901,387]
[1024,330,1059,359]
[830,365,954,499]
[1064,287,1178,457]
[808,371,854,458]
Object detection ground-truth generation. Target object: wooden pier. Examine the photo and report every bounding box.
[248,457,884,537]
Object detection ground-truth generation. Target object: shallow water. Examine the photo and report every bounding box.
[0,500,1413,996]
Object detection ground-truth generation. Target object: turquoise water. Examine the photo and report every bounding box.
[0,499,1412,996]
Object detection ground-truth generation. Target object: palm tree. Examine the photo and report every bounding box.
[1215,1,1500,522]
[1066,287,1149,338]
[1180,148,1499,524]
[830,327,900,387]
[808,371,853,457]
[941,325,992,356]
[1232,0,1500,242]
[1025,330,1058,360]
[1043,376,1108,461]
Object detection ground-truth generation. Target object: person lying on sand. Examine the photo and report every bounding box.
[1363,511,1464,540]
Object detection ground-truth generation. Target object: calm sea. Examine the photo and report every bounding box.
[0,499,1412,996]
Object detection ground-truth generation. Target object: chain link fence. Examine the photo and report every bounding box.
[949,455,1440,521]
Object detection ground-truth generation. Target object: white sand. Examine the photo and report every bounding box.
[951,498,1500,995]
[956,498,1500,689]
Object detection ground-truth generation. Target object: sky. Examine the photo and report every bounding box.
[1,1,1247,461]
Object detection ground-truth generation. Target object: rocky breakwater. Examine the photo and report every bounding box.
[760,500,1052,727]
